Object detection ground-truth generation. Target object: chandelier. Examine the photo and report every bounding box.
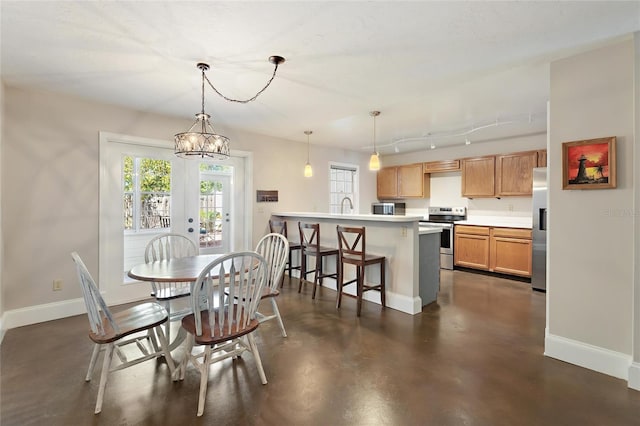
[175,56,285,159]
[369,110,381,171]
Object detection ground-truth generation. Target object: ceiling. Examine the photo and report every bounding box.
[2,1,639,155]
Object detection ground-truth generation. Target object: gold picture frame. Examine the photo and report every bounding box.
[562,136,616,190]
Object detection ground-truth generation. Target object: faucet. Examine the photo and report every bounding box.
[340,196,354,214]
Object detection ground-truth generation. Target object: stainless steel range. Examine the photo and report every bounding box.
[419,207,467,270]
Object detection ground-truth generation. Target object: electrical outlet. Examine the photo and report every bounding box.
[53,279,63,291]
[401,227,407,237]
[508,204,514,212]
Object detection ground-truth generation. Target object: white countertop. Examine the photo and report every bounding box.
[419,227,443,235]
[454,216,532,229]
[273,212,422,223]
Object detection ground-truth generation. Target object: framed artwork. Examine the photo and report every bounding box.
[562,136,616,190]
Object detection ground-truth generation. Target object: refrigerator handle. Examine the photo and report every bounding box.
[539,208,547,231]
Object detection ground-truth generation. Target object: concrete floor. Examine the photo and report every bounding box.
[2,270,639,425]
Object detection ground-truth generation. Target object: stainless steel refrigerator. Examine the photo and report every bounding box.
[532,167,547,291]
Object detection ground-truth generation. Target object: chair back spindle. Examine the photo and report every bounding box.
[255,233,289,292]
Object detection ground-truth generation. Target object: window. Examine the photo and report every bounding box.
[123,155,172,231]
[329,163,359,214]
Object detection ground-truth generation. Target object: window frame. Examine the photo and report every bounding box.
[328,162,359,214]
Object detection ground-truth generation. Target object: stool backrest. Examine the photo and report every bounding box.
[336,226,366,262]
[298,222,320,249]
[268,219,288,238]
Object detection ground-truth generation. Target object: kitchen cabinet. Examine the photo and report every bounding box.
[455,225,532,277]
[495,151,538,196]
[454,225,490,270]
[461,156,495,198]
[489,227,532,277]
[376,167,398,199]
[537,150,547,167]
[377,164,429,199]
[423,159,460,173]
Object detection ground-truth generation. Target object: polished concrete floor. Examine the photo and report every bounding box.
[2,270,639,425]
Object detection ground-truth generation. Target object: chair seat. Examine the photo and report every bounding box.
[181,309,260,346]
[261,287,280,299]
[303,244,338,256]
[88,302,168,344]
[151,285,192,300]
[289,242,302,250]
[341,252,385,265]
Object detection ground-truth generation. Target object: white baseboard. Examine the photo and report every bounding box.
[545,333,632,381]
[290,273,422,315]
[628,362,640,390]
[3,298,87,331]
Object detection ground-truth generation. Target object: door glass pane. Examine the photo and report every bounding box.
[199,178,224,249]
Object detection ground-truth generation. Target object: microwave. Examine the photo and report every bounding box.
[372,202,406,215]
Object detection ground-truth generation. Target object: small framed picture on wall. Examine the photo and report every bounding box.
[562,136,616,190]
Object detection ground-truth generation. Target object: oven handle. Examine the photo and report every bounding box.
[419,222,454,229]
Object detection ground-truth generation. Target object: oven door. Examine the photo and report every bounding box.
[420,221,453,254]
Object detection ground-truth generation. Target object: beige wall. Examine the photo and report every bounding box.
[1,85,374,313]
[0,80,4,330]
[549,40,635,354]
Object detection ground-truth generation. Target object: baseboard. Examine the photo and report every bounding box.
[545,333,632,381]
[629,362,640,390]
[289,273,422,315]
[0,316,5,345]
[3,298,87,331]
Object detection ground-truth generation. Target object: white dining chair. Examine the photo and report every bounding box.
[254,232,289,337]
[179,251,269,416]
[144,233,198,341]
[71,252,175,414]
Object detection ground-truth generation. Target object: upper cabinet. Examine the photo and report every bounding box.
[377,164,430,199]
[461,156,496,198]
[423,159,460,173]
[537,149,547,167]
[376,167,398,199]
[495,151,537,196]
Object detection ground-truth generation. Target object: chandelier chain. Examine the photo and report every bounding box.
[202,63,281,104]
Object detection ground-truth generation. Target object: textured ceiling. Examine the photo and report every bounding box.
[2,1,639,154]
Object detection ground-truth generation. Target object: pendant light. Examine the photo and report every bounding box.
[369,111,381,171]
[304,130,313,177]
[174,56,285,159]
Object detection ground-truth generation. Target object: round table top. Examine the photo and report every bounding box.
[128,254,223,283]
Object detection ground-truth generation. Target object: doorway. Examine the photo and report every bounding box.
[99,132,252,305]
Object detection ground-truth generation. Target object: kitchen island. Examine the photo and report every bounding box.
[272,212,441,315]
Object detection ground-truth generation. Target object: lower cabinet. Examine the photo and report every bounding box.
[455,225,532,277]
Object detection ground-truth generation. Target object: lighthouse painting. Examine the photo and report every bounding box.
[562,137,616,190]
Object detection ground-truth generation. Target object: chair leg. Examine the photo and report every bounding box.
[299,251,306,293]
[179,333,195,381]
[380,260,386,309]
[85,343,101,381]
[336,260,343,309]
[270,298,287,337]
[95,343,115,414]
[247,333,268,385]
[356,266,363,317]
[312,254,321,299]
[197,345,212,416]
[155,324,176,378]
[164,301,172,344]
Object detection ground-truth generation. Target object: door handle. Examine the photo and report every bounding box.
[188,227,194,233]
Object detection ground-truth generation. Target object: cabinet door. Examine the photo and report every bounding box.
[377,167,398,199]
[496,151,537,196]
[461,156,495,198]
[423,159,460,173]
[537,150,547,167]
[398,163,424,197]
[454,232,490,270]
[490,234,532,277]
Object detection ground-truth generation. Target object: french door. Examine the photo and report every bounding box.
[99,133,245,305]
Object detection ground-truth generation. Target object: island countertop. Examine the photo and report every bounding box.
[273,212,422,223]
[454,216,532,229]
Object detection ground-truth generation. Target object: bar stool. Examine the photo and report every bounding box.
[336,225,386,316]
[269,219,302,286]
[298,222,338,299]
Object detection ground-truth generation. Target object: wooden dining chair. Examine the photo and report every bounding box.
[298,222,338,299]
[254,233,290,337]
[336,226,386,316]
[145,233,198,341]
[71,252,175,414]
[269,219,301,286]
[179,251,269,416]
